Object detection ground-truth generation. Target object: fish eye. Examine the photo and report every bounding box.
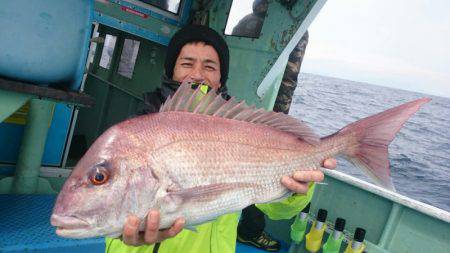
[89,167,110,186]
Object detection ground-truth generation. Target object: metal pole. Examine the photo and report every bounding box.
[11,99,54,194]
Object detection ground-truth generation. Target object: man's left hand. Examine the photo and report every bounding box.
[281,158,337,194]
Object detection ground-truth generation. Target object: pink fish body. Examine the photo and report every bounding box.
[51,83,430,238]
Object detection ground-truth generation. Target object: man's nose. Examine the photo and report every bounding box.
[189,65,204,82]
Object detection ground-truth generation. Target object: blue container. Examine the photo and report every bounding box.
[0,0,93,90]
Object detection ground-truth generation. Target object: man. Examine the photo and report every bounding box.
[231,0,268,38]
[105,25,336,253]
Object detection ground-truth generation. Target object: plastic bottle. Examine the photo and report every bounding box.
[290,203,311,243]
[322,218,346,253]
[344,227,366,253]
[305,209,327,253]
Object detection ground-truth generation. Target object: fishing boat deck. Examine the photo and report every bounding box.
[0,195,104,253]
[237,242,289,253]
[0,194,289,253]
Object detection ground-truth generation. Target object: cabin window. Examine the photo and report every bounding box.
[225,0,268,38]
[118,39,140,79]
[137,0,182,14]
[99,34,117,69]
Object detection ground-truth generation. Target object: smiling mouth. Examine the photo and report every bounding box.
[51,214,90,230]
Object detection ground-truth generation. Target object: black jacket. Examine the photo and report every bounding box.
[140,75,231,114]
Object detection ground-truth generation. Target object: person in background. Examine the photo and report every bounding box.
[231,0,268,38]
[105,25,336,253]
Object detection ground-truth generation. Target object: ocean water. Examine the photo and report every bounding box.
[289,73,450,212]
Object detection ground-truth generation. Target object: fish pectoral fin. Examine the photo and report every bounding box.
[169,182,255,200]
[162,184,230,213]
[162,182,256,214]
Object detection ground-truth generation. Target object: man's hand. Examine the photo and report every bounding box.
[281,158,337,194]
[122,210,185,246]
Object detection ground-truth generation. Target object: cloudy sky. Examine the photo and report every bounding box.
[302,0,450,98]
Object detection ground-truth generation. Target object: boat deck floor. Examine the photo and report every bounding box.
[0,195,289,253]
[1,194,106,253]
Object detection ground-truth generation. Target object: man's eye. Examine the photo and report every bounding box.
[205,66,216,71]
[181,63,193,67]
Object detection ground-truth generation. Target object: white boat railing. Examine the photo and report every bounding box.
[322,168,450,224]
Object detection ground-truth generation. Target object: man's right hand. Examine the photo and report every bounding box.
[122,210,185,246]
[281,158,337,194]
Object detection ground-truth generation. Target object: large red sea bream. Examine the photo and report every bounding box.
[51,82,430,238]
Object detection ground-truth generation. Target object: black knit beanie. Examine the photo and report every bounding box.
[164,25,229,85]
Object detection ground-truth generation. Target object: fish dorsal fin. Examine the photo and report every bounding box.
[160,82,320,145]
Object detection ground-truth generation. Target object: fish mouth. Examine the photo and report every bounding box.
[51,214,90,230]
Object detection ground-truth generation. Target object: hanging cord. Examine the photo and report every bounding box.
[153,242,161,253]
[192,0,213,25]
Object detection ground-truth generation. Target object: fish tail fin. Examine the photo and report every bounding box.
[327,98,431,190]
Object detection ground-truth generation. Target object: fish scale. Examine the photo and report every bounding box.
[50,83,429,238]
[148,135,326,228]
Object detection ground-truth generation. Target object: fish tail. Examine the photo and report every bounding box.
[323,98,431,190]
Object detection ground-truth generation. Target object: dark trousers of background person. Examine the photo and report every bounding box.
[237,30,309,239]
[237,205,266,238]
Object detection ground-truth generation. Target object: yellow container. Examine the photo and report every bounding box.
[305,221,327,252]
[344,242,366,253]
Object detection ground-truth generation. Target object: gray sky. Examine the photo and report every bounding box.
[302,0,450,98]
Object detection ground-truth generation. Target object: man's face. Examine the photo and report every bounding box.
[172,42,221,89]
